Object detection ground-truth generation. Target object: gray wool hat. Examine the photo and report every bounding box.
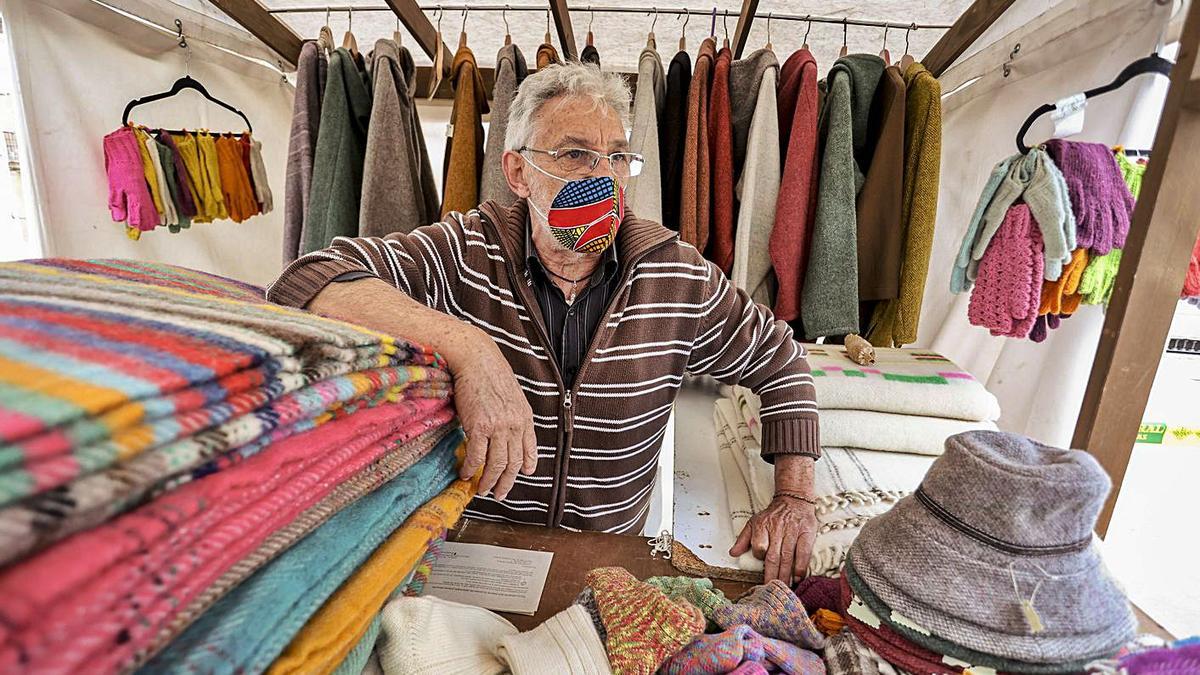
[849,430,1136,664]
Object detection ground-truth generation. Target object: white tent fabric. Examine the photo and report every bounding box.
[918,0,1175,447]
[2,0,294,288]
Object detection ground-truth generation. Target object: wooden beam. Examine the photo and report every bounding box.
[382,0,454,75]
[921,0,1017,77]
[547,0,578,60]
[207,0,302,66]
[1073,0,1200,536]
[730,0,760,59]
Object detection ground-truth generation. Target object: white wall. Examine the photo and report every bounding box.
[3,0,294,287]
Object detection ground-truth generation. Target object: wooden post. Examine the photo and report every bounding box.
[922,0,1017,77]
[1073,0,1200,536]
[730,0,760,59]
[547,0,578,60]
[382,0,454,75]
[207,0,302,66]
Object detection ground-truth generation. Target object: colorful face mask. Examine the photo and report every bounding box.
[526,161,625,255]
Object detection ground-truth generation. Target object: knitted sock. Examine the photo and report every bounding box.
[645,576,731,623]
[794,575,840,613]
[586,567,705,675]
[712,580,826,649]
[661,624,824,675]
[728,662,770,675]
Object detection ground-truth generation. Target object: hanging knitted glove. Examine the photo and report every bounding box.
[1045,153,1078,252]
[969,153,1037,274]
[1039,248,1089,315]
[1079,249,1123,305]
[1116,152,1147,198]
[1021,149,1073,280]
[1045,140,1134,255]
[952,155,1017,293]
[969,204,1045,338]
[1029,315,1049,343]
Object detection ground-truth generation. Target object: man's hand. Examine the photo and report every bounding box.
[729,454,819,585]
[306,278,538,501]
[452,343,539,500]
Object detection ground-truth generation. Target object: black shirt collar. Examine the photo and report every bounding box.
[525,214,619,284]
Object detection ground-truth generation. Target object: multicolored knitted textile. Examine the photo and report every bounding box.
[0,259,445,507]
[574,587,609,645]
[661,624,825,675]
[268,473,482,675]
[0,370,449,566]
[713,580,827,649]
[586,567,705,675]
[0,401,454,673]
[403,530,448,597]
[728,661,771,675]
[140,431,461,675]
[645,576,731,622]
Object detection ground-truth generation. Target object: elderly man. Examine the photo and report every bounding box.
[267,63,820,583]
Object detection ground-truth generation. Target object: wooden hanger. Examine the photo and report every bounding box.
[839,18,848,57]
[318,7,334,54]
[586,6,595,47]
[458,7,469,50]
[801,15,811,51]
[880,25,891,65]
[394,16,403,46]
[544,9,552,46]
[764,12,773,52]
[678,8,689,52]
[899,23,916,70]
[647,8,657,49]
[342,8,358,57]
[503,5,512,45]
[427,7,444,100]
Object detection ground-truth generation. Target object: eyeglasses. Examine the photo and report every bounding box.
[520,146,645,178]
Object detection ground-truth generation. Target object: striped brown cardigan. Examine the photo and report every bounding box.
[266,199,819,533]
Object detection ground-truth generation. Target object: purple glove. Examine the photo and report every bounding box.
[1045,140,1134,255]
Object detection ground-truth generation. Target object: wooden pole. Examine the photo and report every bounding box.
[730,0,759,59]
[207,0,302,66]
[921,0,1017,76]
[547,0,578,60]
[382,0,454,75]
[1073,0,1200,536]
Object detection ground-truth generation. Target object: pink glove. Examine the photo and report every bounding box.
[103,127,159,232]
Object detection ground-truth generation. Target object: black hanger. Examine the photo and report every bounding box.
[121,75,253,133]
[1015,53,1172,153]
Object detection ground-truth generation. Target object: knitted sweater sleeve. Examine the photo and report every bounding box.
[683,245,820,460]
[265,212,471,315]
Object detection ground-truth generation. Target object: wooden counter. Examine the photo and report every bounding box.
[449,519,1175,641]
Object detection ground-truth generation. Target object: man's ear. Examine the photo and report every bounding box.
[502,150,532,199]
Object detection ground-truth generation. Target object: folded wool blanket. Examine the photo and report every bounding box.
[715,398,934,576]
[0,367,451,566]
[784,345,999,422]
[823,627,910,675]
[267,476,479,675]
[0,400,454,673]
[140,431,463,675]
[0,259,444,506]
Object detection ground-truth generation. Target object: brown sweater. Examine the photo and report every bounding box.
[266,200,820,534]
[855,65,907,301]
[440,46,489,217]
[680,38,717,253]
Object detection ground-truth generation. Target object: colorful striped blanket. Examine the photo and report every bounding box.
[0,400,455,673]
[0,259,446,507]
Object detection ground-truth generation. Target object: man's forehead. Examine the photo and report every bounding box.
[532,96,627,149]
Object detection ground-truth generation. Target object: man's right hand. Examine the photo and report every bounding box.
[306,277,538,502]
[451,341,539,501]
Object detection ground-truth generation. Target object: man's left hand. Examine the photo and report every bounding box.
[729,495,818,585]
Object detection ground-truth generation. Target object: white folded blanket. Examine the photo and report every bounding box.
[714,398,936,577]
[801,344,1001,422]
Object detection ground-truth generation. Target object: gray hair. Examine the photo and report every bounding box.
[504,62,631,151]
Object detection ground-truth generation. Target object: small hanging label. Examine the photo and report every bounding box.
[890,610,931,636]
[1051,93,1087,139]
[847,596,881,629]
[1021,599,1046,634]
[445,123,455,138]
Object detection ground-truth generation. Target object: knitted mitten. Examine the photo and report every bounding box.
[573,587,608,645]
[812,608,847,636]
[952,155,1015,294]
[1079,249,1122,305]
[794,574,840,614]
[586,567,704,675]
[1039,248,1089,315]
[712,580,826,649]
[660,625,824,675]
[968,204,1044,338]
[645,576,731,623]
[1045,140,1135,255]
[1022,149,1071,279]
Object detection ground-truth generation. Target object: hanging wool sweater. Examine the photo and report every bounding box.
[771,48,820,324]
[440,45,489,217]
[626,45,666,224]
[801,54,884,338]
[730,50,781,307]
[867,62,942,348]
[680,38,717,252]
[284,43,327,263]
[361,40,440,236]
[708,46,737,272]
[480,43,528,207]
[659,50,692,232]
[581,43,601,65]
[856,65,906,301]
[536,42,560,69]
[304,47,372,254]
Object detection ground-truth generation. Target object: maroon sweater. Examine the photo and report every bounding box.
[708,46,737,274]
[267,200,819,533]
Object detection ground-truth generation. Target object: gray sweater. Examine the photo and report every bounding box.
[479,43,528,206]
[283,42,326,264]
[625,46,665,224]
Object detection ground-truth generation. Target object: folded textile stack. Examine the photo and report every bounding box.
[0,259,466,673]
[830,430,1137,675]
[718,345,998,576]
